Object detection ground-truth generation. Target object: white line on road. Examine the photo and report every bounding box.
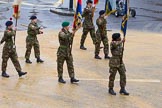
[78,78,161,83]
[0,1,56,8]
[0,1,8,4]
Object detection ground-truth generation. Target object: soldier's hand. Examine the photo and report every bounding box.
[14,27,17,31]
[72,30,76,36]
[39,30,43,34]
[122,38,125,42]
[104,15,108,19]
[92,6,96,11]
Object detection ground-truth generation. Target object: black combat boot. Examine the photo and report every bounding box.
[58,77,66,84]
[105,54,110,59]
[25,59,32,64]
[119,87,129,95]
[71,77,79,83]
[2,72,10,78]
[18,71,27,77]
[37,58,44,63]
[94,55,102,59]
[80,45,87,50]
[109,88,116,95]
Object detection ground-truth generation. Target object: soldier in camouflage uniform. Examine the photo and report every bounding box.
[80,0,96,50]
[25,16,44,64]
[0,21,27,78]
[57,21,79,84]
[95,10,110,59]
[108,33,129,95]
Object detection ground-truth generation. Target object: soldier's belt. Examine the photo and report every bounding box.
[59,45,68,49]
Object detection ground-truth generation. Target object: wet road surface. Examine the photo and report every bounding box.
[0,0,162,32]
[0,30,162,108]
[0,0,162,108]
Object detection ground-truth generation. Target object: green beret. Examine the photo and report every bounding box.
[62,22,70,27]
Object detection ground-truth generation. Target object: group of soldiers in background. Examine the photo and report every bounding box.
[80,0,110,60]
[0,0,129,96]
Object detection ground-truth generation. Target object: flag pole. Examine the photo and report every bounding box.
[121,0,129,64]
[13,0,21,46]
[14,17,18,45]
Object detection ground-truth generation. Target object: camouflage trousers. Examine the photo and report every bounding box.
[25,38,40,59]
[57,54,74,78]
[80,28,96,46]
[109,64,126,88]
[2,47,21,72]
[95,32,109,55]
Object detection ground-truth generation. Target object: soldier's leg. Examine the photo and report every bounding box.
[89,28,96,45]
[108,67,118,95]
[25,41,32,60]
[10,50,22,72]
[94,32,102,59]
[57,55,66,83]
[109,67,118,88]
[102,37,110,59]
[10,50,27,77]
[1,52,10,77]
[66,55,79,83]
[57,55,65,78]
[118,64,126,88]
[118,64,129,95]
[34,40,44,63]
[80,28,89,50]
[34,40,40,58]
[66,55,74,78]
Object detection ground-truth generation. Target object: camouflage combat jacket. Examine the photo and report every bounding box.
[57,28,73,57]
[109,41,123,67]
[96,17,107,36]
[82,6,95,29]
[0,28,16,50]
[27,22,40,40]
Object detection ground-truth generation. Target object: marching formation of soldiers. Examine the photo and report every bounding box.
[0,0,129,96]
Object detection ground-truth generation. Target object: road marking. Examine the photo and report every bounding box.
[0,1,55,8]
[78,78,161,83]
[153,22,162,32]
[53,0,63,7]
[143,22,153,31]
[0,1,8,3]
[21,7,53,10]
[22,2,54,8]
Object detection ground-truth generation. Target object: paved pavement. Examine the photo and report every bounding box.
[0,30,162,108]
[0,0,162,108]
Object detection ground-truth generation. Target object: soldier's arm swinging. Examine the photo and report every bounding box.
[0,32,7,44]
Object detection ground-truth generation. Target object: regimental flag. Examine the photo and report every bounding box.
[121,0,129,37]
[105,0,116,16]
[73,0,82,29]
[13,0,22,19]
[94,0,99,5]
